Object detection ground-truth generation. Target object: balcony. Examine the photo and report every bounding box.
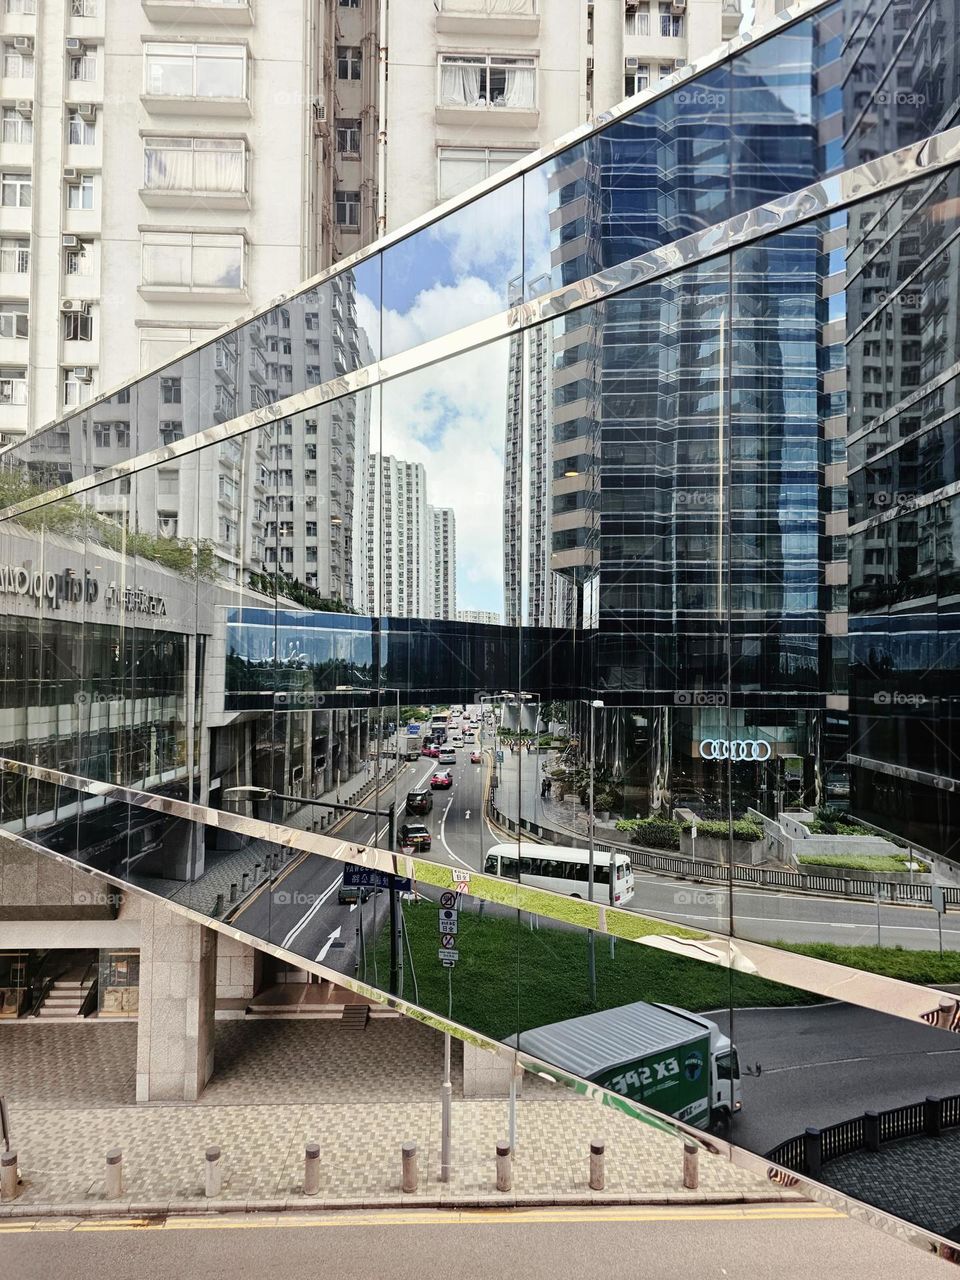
[436,0,539,36]
[141,0,253,25]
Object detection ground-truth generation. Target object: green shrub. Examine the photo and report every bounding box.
[798,852,914,873]
[616,817,683,850]
[684,818,763,843]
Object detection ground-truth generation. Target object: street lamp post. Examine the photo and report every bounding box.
[585,699,604,1003]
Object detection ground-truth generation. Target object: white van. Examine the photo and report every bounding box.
[438,747,456,765]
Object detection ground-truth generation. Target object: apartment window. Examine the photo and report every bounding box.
[160,421,182,444]
[64,239,93,275]
[658,63,674,79]
[157,470,179,497]
[67,111,96,145]
[69,49,98,82]
[160,376,181,404]
[0,303,28,339]
[624,65,650,95]
[335,189,360,228]
[142,231,245,291]
[335,118,361,155]
[625,2,650,35]
[0,238,29,273]
[437,146,530,200]
[63,309,92,341]
[305,521,317,537]
[6,1,38,13]
[1,107,32,145]
[71,0,98,14]
[63,368,93,406]
[438,54,536,109]
[1,172,31,207]
[115,423,129,446]
[143,136,246,194]
[0,367,26,404]
[144,43,247,100]
[3,47,34,79]
[92,423,111,447]
[339,0,360,6]
[157,512,178,538]
[658,2,682,35]
[336,46,362,80]
[66,174,95,209]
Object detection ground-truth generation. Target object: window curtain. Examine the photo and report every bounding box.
[441,63,482,106]
[194,146,244,192]
[144,146,193,191]
[501,66,535,108]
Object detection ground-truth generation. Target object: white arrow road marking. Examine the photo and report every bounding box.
[440,796,472,869]
[316,926,342,963]
[465,810,471,820]
[280,845,345,949]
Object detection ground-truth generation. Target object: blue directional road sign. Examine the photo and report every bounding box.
[342,863,412,892]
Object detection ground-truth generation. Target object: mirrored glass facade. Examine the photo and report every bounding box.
[4,0,960,1259]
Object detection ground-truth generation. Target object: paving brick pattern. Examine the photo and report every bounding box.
[0,1019,769,1206]
[822,1133,960,1240]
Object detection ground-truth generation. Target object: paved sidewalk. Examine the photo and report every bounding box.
[0,1019,785,1212]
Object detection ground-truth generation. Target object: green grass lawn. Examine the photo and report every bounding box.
[378,898,822,1043]
[773,941,960,985]
[798,852,915,873]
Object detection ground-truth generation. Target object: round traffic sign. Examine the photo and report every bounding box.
[441,934,456,948]
[440,891,457,908]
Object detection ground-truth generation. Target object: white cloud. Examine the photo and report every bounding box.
[379,277,512,613]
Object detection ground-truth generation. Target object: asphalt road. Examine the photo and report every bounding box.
[0,1206,948,1280]
[708,1003,960,1155]
[493,753,960,951]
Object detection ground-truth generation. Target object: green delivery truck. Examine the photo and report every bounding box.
[508,1001,742,1134]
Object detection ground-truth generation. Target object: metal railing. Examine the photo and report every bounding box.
[769,1094,960,1176]
[487,794,959,909]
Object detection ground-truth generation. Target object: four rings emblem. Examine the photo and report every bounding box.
[699,739,772,762]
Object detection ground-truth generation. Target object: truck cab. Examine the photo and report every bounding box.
[653,1003,742,1134]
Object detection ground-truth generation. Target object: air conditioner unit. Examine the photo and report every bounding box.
[62,234,79,248]
[64,167,80,181]
[65,38,83,51]
[672,0,686,9]
[313,100,326,123]
[674,57,686,69]
[74,366,93,382]
[60,299,80,312]
[15,100,32,118]
[625,56,640,69]
[76,103,97,121]
[13,36,33,51]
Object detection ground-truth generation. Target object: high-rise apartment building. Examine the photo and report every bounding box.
[428,505,457,620]
[0,0,333,443]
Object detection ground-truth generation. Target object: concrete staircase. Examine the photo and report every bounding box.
[36,970,94,1018]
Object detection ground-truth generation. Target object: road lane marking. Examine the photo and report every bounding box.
[280,844,347,948]
[0,1204,842,1235]
[316,925,342,962]
[439,795,472,869]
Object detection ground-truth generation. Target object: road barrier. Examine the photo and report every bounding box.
[768,1092,960,1176]
[0,1151,18,1202]
[205,1145,222,1198]
[104,1148,122,1199]
[682,1141,699,1190]
[589,1140,605,1190]
[401,1141,418,1193]
[488,796,958,910]
[304,1142,321,1196]
[496,1141,512,1192]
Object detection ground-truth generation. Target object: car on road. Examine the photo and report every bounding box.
[399,822,432,849]
[438,747,456,764]
[430,770,453,789]
[337,879,374,905]
[405,789,433,815]
[421,744,440,758]
[470,751,482,763]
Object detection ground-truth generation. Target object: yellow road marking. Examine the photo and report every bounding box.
[0,1204,844,1235]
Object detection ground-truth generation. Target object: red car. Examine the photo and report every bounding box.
[422,744,440,758]
[430,770,453,789]
[470,751,482,764]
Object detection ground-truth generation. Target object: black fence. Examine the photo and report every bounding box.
[768,1094,960,1178]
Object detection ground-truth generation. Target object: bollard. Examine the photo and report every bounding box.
[229,881,238,904]
[589,1140,605,1191]
[803,1127,822,1180]
[925,1096,943,1139]
[682,1140,699,1190]
[864,1110,880,1153]
[205,1145,222,1198]
[104,1147,123,1200]
[213,892,224,917]
[401,1141,418,1194]
[496,1141,512,1192]
[304,1142,321,1196]
[0,1151,18,1202]
[254,862,262,882]
[241,872,250,893]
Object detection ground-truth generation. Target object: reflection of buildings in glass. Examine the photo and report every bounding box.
[365,454,458,620]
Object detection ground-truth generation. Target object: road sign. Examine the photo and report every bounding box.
[438,949,460,962]
[439,891,458,908]
[441,957,457,968]
[452,868,470,885]
[342,863,412,892]
[440,934,456,949]
[438,908,458,933]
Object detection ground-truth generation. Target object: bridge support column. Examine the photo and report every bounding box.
[136,900,217,1102]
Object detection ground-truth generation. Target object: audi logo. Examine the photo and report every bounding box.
[699,739,772,762]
